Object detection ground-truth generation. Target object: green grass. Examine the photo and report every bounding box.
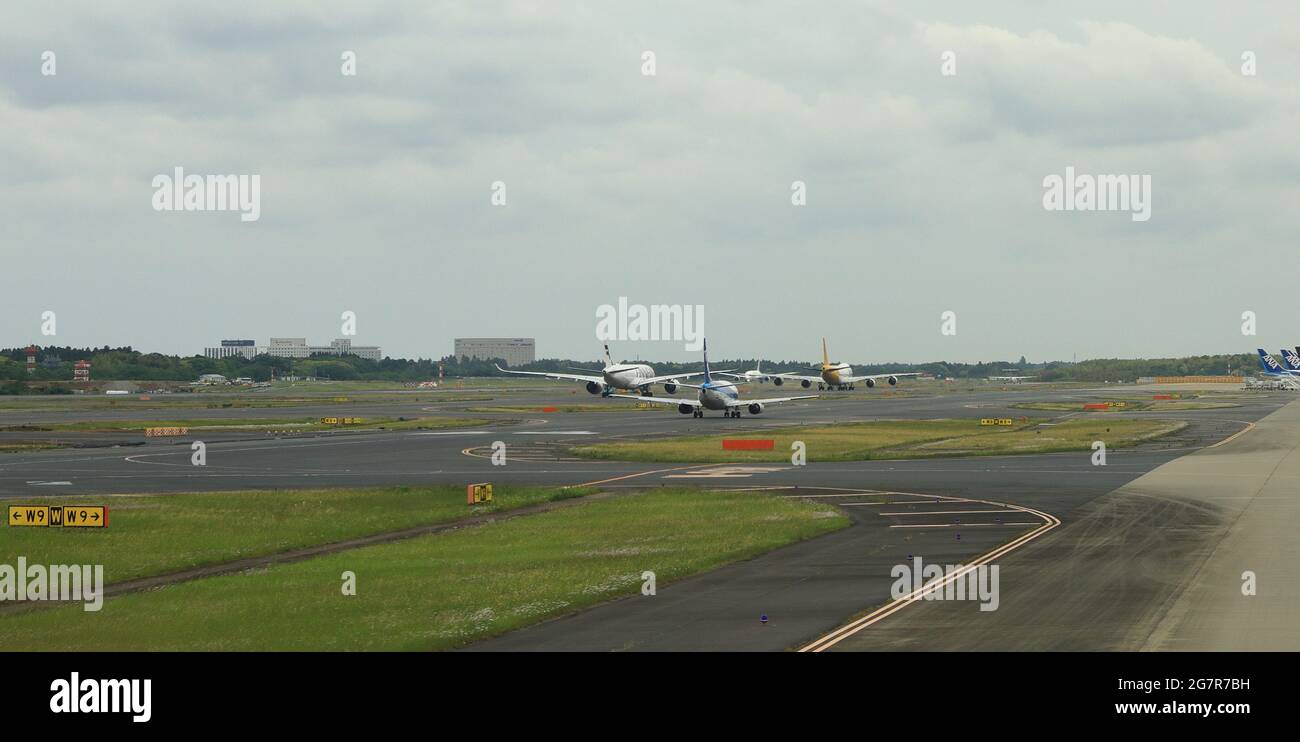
[1,489,847,651]
[0,442,68,453]
[0,416,487,434]
[570,418,1186,463]
[1012,400,1237,412]
[0,484,589,584]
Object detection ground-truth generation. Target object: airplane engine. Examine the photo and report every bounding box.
[887,376,898,386]
[677,404,695,415]
[585,381,603,395]
[864,378,876,388]
[772,377,783,386]
[800,379,811,388]
[747,403,763,415]
[663,381,678,394]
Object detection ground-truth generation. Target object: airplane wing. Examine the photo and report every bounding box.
[841,372,923,384]
[495,364,604,385]
[641,371,706,386]
[724,394,819,407]
[608,393,701,407]
[770,372,824,383]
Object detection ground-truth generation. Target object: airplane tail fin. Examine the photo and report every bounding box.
[822,338,829,368]
[603,344,614,368]
[1282,348,1300,371]
[1258,348,1284,374]
[756,359,761,374]
[702,338,712,384]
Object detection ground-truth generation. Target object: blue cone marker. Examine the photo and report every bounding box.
[760,614,769,624]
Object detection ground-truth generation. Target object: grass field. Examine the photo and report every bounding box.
[570,418,1186,463]
[1012,400,1237,412]
[0,442,67,453]
[0,416,487,434]
[0,484,589,584]
[1,489,847,650]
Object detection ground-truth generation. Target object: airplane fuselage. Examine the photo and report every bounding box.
[821,363,853,385]
[604,364,656,389]
[699,381,740,410]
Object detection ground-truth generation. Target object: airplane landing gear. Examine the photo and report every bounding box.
[693,410,704,418]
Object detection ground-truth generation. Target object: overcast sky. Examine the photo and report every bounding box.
[3,2,1298,364]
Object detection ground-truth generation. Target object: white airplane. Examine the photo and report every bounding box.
[495,344,705,396]
[770,339,922,391]
[610,340,817,418]
[716,359,783,384]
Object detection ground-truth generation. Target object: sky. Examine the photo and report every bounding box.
[3,2,1298,364]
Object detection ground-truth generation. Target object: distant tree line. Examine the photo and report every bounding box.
[0,346,1256,393]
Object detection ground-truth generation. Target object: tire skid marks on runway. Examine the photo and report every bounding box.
[790,486,1061,653]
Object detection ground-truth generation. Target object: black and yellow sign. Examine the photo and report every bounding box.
[979,418,1016,426]
[7,505,107,528]
[145,427,189,437]
[321,417,364,425]
[467,483,493,504]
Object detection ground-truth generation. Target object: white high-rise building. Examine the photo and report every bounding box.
[455,338,535,367]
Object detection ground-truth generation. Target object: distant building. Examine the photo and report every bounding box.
[204,339,259,360]
[74,360,91,383]
[266,337,382,361]
[455,338,536,367]
[197,374,229,385]
[204,337,382,362]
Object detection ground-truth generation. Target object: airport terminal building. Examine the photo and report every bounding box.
[203,339,259,360]
[203,337,383,361]
[455,337,535,367]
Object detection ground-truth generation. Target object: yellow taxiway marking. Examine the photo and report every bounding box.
[571,464,716,488]
[799,490,1060,653]
[1207,420,1256,449]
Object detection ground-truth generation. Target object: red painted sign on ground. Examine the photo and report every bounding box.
[723,439,774,451]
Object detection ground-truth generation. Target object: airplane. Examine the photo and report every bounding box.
[1256,349,1300,385]
[768,338,922,391]
[988,375,1036,383]
[495,344,704,396]
[609,339,817,417]
[1279,348,1300,372]
[715,359,786,384]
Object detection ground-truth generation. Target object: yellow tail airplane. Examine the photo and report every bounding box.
[771,338,922,391]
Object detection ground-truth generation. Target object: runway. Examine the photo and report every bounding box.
[1,382,1292,650]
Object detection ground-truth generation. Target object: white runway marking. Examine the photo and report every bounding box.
[665,466,789,479]
[26,480,72,486]
[513,431,598,435]
[409,431,491,436]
